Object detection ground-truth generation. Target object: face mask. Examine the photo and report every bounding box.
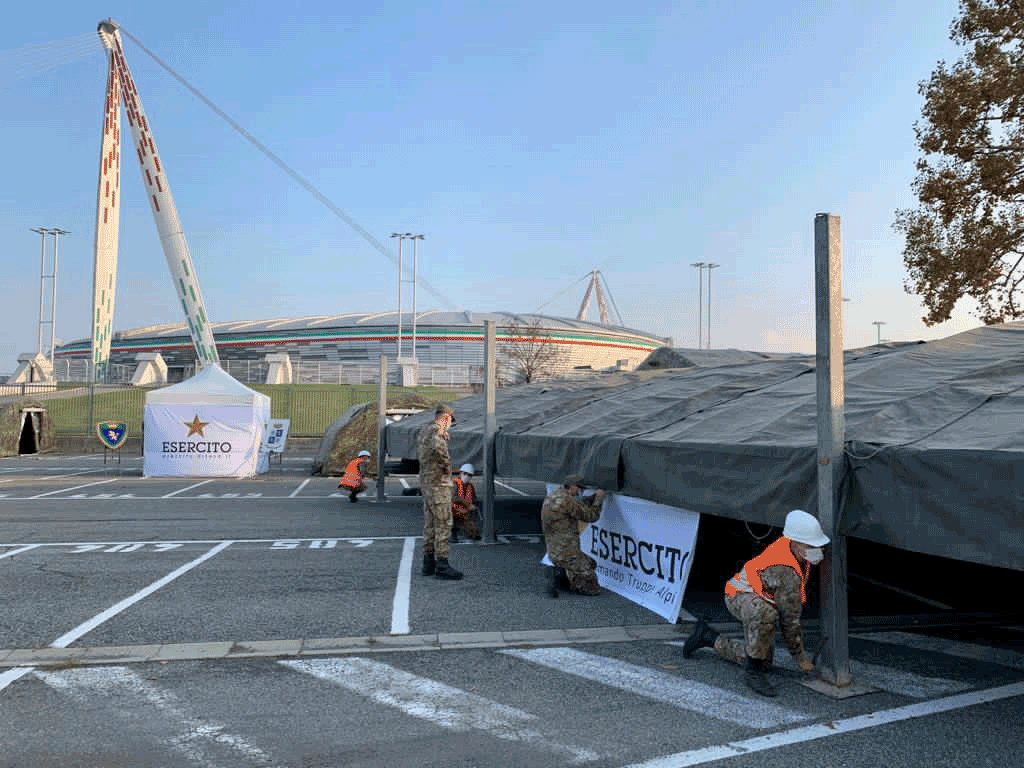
[805,547,824,564]
[460,473,470,482]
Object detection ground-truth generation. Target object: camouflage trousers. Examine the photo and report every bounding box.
[421,484,453,559]
[554,551,599,594]
[714,592,779,665]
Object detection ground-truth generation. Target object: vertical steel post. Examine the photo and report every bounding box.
[814,213,851,687]
[49,229,68,368]
[706,263,719,350]
[691,262,705,348]
[377,354,387,502]
[397,238,404,358]
[32,227,47,356]
[481,320,498,543]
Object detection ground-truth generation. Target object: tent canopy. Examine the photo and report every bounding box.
[145,363,267,406]
[386,322,1024,571]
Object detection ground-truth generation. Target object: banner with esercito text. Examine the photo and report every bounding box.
[583,493,701,623]
[143,404,263,478]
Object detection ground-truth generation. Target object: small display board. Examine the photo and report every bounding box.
[96,422,128,450]
[264,419,290,454]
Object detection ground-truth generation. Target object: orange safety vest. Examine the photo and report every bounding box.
[724,537,810,605]
[452,477,476,516]
[339,457,366,489]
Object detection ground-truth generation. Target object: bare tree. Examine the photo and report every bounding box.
[498,319,567,384]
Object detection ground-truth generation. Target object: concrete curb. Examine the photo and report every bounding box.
[0,623,686,668]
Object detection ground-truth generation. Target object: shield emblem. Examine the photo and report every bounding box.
[96,422,128,450]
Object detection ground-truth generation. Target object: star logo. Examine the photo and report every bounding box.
[183,414,209,437]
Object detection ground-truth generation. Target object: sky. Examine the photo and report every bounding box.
[0,0,980,373]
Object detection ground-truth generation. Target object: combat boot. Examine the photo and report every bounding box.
[434,558,463,580]
[422,553,436,576]
[682,617,720,658]
[548,566,565,598]
[744,656,778,697]
[572,573,601,596]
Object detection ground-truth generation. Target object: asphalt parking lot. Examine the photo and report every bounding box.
[2,452,1023,768]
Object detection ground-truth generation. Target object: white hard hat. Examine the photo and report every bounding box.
[783,510,830,547]
[460,463,475,474]
[358,450,371,457]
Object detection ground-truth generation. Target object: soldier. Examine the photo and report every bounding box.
[451,463,481,541]
[337,449,374,503]
[417,403,463,580]
[541,475,607,596]
[681,509,830,697]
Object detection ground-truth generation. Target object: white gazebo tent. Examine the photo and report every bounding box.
[143,364,271,478]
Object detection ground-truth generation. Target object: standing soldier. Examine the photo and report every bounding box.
[337,449,374,503]
[541,475,607,596]
[681,509,830,697]
[417,403,463,580]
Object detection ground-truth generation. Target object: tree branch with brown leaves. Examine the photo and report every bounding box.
[895,0,1024,325]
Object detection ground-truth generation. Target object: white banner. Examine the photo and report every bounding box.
[143,404,265,477]
[544,488,701,622]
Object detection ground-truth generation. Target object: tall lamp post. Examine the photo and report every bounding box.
[30,226,69,368]
[409,234,424,360]
[390,232,411,358]
[706,262,720,349]
[691,262,706,348]
[872,320,887,345]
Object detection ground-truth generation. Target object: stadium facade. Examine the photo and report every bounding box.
[54,310,670,386]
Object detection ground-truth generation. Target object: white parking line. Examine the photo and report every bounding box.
[161,479,214,498]
[288,478,311,498]
[390,537,416,635]
[495,479,528,496]
[624,681,1024,768]
[667,642,971,698]
[502,647,808,729]
[0,544,41,560]
[37,666,283,767]
[853,631,1024,671]
[281,657,599,764]
[29,478,117,498]
[51,541,234,648]
[0,541,234,692]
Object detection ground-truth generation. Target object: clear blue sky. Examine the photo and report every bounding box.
[1,0,975,372]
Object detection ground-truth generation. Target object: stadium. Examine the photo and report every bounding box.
[53,310,670,387]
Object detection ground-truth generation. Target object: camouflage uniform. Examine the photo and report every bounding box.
[541,487,603,593]
[715,564,806,666]
[417,421,452,559]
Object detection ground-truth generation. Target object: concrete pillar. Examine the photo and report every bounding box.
[264,353,293,385]
[132,352,168,386]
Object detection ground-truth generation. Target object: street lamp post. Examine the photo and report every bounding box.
[30,226,69,367]
[691,262,706,348]
[872,320,887,345]
[706,263,720,349]
[390,232,411,358]
[409,234,424,360]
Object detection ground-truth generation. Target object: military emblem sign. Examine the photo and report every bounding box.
[96,422,128,451]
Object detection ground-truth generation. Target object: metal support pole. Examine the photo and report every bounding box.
[32,228,47,356]
[691,262,705,348]
[49,228,68,367]
[410,234,424,360]
[706,263,719,350]
[481,320,498,543]
[377,354,387,502]
[814,212,851,687]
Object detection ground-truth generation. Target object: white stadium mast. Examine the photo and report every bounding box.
[92,19,219,380]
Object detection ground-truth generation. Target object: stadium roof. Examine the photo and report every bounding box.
[109,311,668,343]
